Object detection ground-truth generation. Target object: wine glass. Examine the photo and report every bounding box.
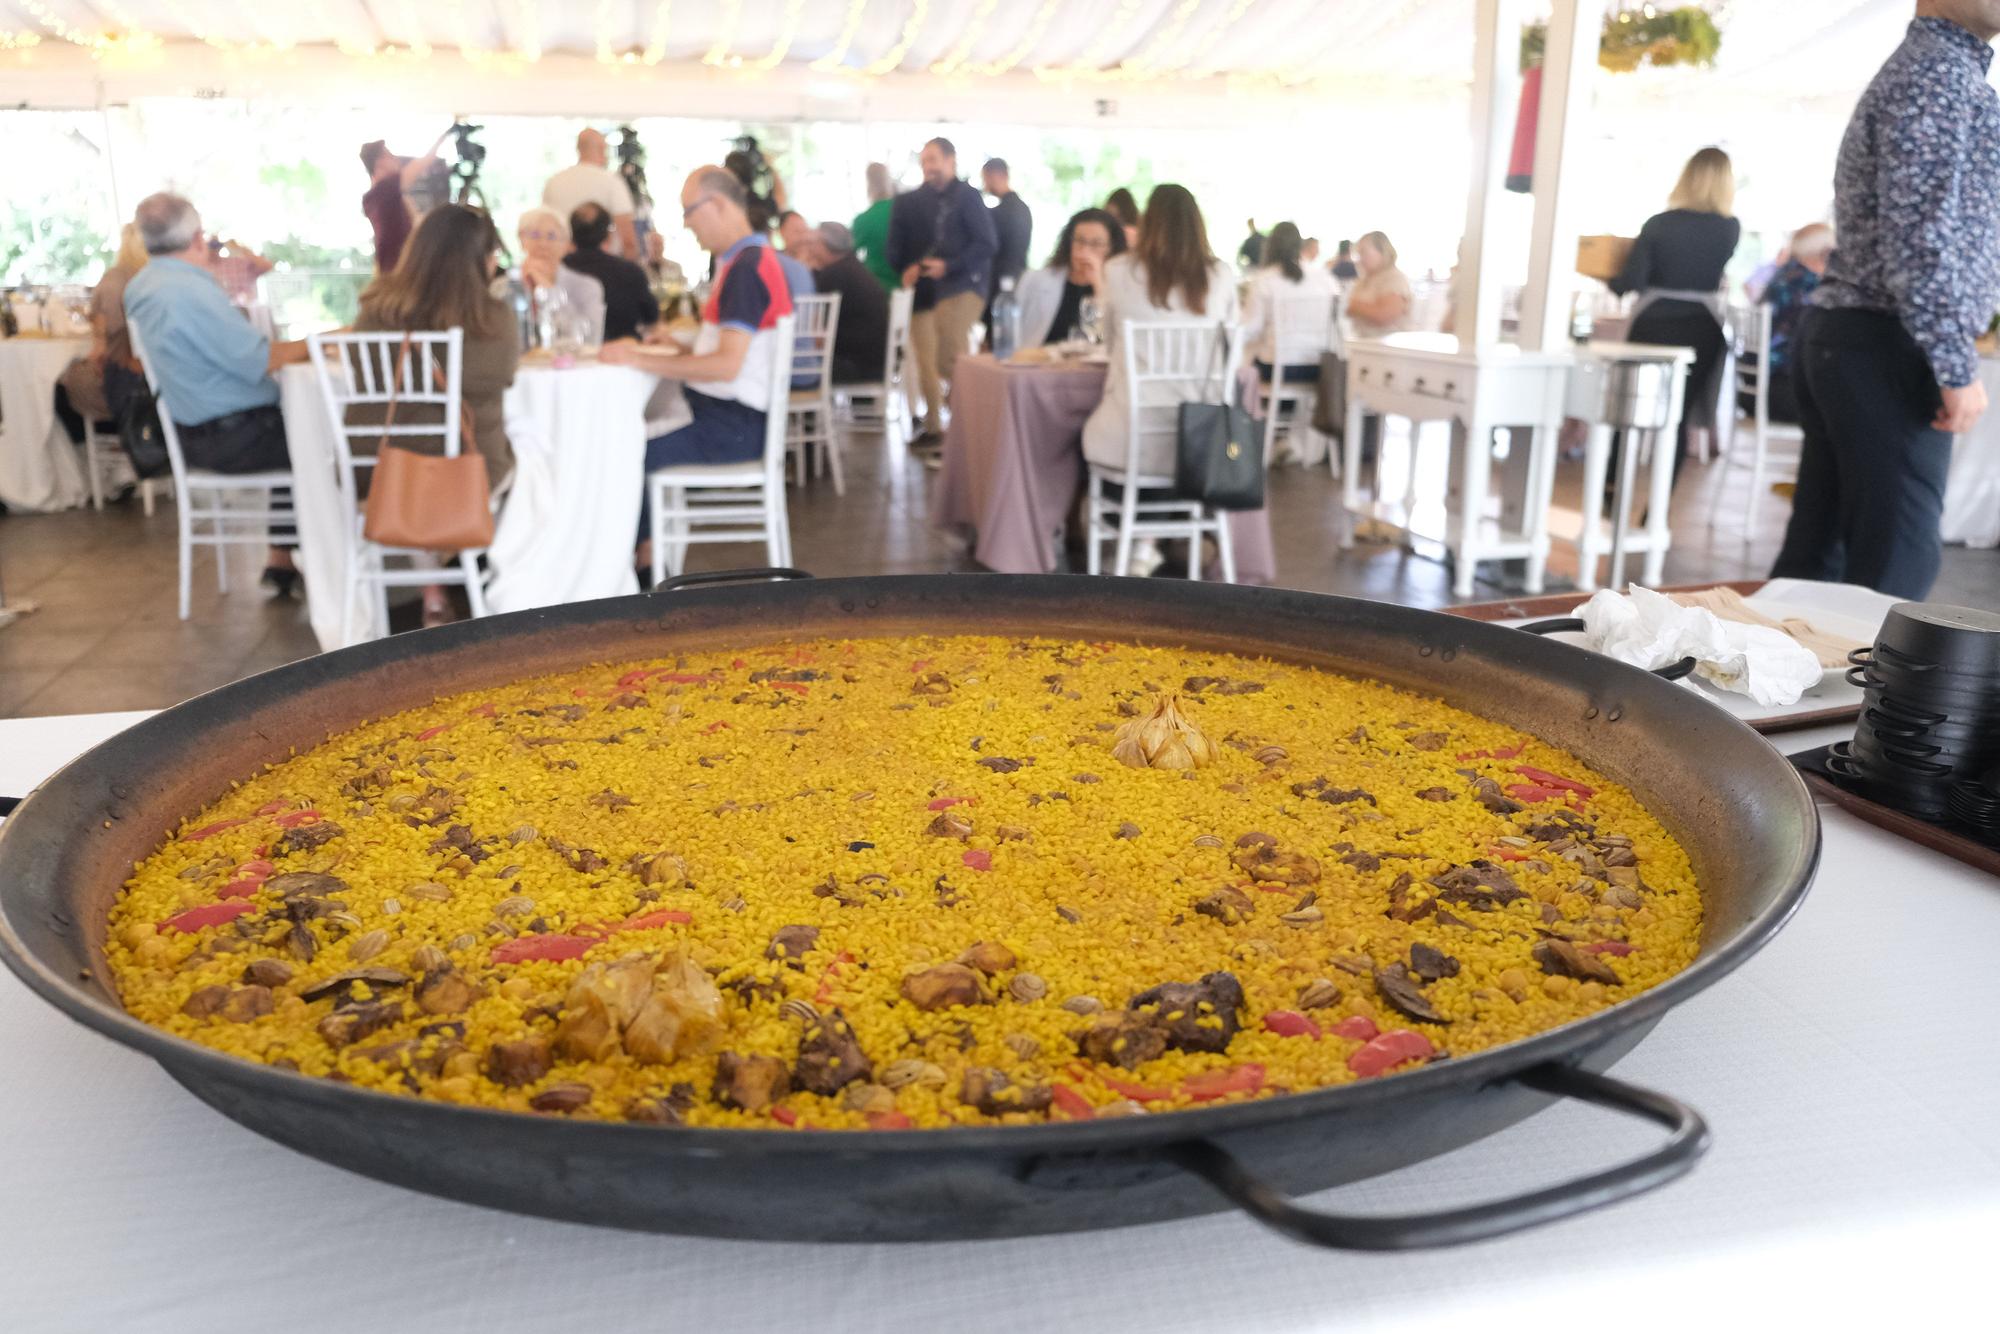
[1077,297,1104,347]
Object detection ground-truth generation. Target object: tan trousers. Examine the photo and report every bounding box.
[910,289,985,435]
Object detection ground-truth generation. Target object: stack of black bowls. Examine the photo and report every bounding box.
[1828,603,2000,825]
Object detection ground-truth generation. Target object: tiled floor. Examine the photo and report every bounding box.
[3,425,1997,718]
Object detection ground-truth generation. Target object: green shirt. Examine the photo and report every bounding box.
[851,198,898,292]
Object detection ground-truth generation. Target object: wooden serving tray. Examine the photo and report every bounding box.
[1791,744,2000,879]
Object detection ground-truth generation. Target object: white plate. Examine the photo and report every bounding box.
[1504,579,1903,729]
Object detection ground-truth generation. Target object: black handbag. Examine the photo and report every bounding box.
[116,385,171,479]
[1175,328,1264,511]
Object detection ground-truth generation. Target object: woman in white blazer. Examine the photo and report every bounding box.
[1015,207,1128,348]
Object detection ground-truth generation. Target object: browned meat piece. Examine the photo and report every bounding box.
[1074,1013,1170,1069]
[714,1052,791,1111]
[1339,849,1382,873]
[1533,939,1622,985]
[318,1000,402,1048]
[180,985,231,1019]
[273,820,344,859]
[484,1037,553,1087]
[1374,965,1448,1024]
[976,757,1025,773]
[926,810,974,840]
[1406,731,1448,751]
[1427,861,1526,911]
[263,871,349,900]
[960,1067,1054,1116]
[1409,943,1461,982]
[1193,885,1256,925]
[1471,776,1524,815]
[794,1007,873,1096]
[1387,872,1437,923]
[414,965,481,1016]
[1523,810,1596,843]
[766,924,821,964]
[900,963,993,1010]
[1181,676,1264,696]
[957,941,1017,975]
[749,667,823,683]
[299,967,410,1007]
[1415,787,1456,802]
[1128,972,1245,1054]
[1230,836,1320,886]
[529,1083,595,1114]
[220,985,274,1023]
[1289,777,1377,806]
[240,958,293,989]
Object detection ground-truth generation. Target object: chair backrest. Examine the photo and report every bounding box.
[1270,293,1341,372]
[1728,304,1771,422]
[305,329,466,510]
[762,314,798,489]
[883,287,915,386]
[125,320,193,486]
[1121,318,1244,477]
[790,293,842,390]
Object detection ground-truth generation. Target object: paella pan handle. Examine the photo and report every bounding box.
[1514,618,1699,683]
[649,567,813,593]
[1166,1063,1709,1251]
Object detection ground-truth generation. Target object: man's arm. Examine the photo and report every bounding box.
[600,327,749,382]
[1878,100,1984,400]
[615,215,641,262]
[399,127,452,190]
[885,196,916,272]
[949,186,999,281]
[267,339,309,371]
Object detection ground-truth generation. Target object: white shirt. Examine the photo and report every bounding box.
[542,163,636,253]
[1242,264,1339,367]
[1081,253,1240,477]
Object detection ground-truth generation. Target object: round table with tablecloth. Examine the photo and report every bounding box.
[0,335,92,513]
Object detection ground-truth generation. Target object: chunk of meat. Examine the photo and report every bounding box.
[793,1006,873,1096]
[1532,938,1622,986]
[766,924,820,965]
[900,963,992,1011]
[1374,965,1448,1024]
[1406,731,1448,751]
[1193,886,1256,925]
[1074,1013,1170,1069]
[272,820,344,858]
[484,1037,553,1087]
[960,1067,1053,1116]
[1427,861,1526,911]
[714,1052,791,1111]
[317,1000,401,1048]
[1128,972,1245,1054]
[1230,837,1321,886]
[1471,776,1524,815]
[414,966,481,1016]
[1414,787,1456,802]
[957,940,1017,975]
[1409,943,1461,982]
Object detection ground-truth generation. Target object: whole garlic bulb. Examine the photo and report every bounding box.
[1110,693,1219,770]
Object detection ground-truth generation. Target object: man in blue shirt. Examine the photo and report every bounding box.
[1771,3,2000,598]
[887,137,997,445]
[123,192,309,592]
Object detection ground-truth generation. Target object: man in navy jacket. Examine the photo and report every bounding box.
[887,137,997,443]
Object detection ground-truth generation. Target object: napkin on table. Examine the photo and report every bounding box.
[1574,585,1825,708]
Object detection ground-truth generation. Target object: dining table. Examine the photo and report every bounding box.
[934,353,1278,582]
[0,705,1991,1331]
[0,334,92,513]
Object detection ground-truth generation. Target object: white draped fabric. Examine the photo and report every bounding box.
[1940,358,2000,550]
[275,363,379,653]
[485,361,662,615]
[0,337,91,513]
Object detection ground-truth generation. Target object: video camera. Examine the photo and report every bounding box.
[447,121,488,207]
[615,123,652,209]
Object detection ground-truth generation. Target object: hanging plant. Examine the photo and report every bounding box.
[1521,5,1723,74]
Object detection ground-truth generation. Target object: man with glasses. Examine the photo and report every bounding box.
[601,167,795,555]
[514,206,606,346]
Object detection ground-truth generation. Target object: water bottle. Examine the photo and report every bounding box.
[991,275,1021,361]
[504,273,533,350]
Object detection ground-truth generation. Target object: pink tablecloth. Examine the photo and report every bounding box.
[934,355,1276,582]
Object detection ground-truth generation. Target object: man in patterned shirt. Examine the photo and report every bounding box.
[1772,2,2000,598]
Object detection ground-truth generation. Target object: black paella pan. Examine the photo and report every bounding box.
[0,573,1818,1249]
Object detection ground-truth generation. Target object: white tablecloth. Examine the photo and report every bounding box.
[1940,356,2000,547]
[276,363,377,653]
[485,360,662,614]
[0,335,91,512]
[2,712,1996,1330]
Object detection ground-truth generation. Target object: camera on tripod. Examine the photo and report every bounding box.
[447,121,488,207]
[615,123,652,209]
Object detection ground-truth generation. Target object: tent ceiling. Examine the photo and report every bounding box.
[0,0,1942,98]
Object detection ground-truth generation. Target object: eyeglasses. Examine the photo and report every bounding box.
[520,228,564,242]
[681,194,719,222]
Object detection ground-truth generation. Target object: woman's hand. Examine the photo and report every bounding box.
[597,338,644,366]
[521,254,557,289]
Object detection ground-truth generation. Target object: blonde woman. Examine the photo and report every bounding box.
[1344,231,1414,336]
[57,223,152,428]
[1610,145,1742,483]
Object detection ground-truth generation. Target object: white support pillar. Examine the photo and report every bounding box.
[1520,0,1600,352]
[1455,0,1529,348]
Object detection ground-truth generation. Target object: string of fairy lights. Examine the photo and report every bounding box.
[0,0,1439,93]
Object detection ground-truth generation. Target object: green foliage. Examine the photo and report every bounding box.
[1,202,112,284]
[1522,5,1722,73]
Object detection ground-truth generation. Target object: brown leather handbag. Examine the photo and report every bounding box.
[360,334,494,551]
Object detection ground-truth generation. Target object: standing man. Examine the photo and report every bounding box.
[982,157,1033,318]
[1771,2,2000,598]
[544,128,641,261]
[886,137,997,446]
[359,128,449,273]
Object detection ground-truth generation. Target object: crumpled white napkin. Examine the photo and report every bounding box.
[1574,585,1826,707]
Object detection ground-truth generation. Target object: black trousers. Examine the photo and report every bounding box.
[177,404,296,546]
[1625,300,1727,487]
[1770,308,1952,599]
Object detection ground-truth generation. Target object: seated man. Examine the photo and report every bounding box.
[121,191,308,595]
[1756,222,1834,425]
[807,222,890,386]
[601,167,794,546]
[562,201,658,343]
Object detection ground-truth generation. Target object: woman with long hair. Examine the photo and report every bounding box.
[1103,188,1142,250]
[1345,230,1414,336]
[1015,207,1128,347]
[1610,145,1742,484]
[351,203,519,625]
[1082,182,1239,484]
[1242,220,1338,377]
[57,222,152,432]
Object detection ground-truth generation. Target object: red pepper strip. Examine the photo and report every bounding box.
[1050,1084,1096,1120]
[1184,1064,1266,1102]
[909,658,932,673]
[770,1106,799,1127]
[490,934,598,965]
[1506,783,1575,804]
[1091,1070,1174,1103]
[235,860,274,878]
[1580,941,1635,956]
[416,723,453,741]
[731,657,747,669]
[1487,845,1530,863]
[571,687,591,698]
[616,668,653,688]
[813,950,856,1006]
[658,673,717,685]
[615,909,693,932]
[272,809,323,829]
[701,720,730,735]
[768,681,811,696]
[1263,1010,1323,1039]
[1456,743,1526,762]
[160,900,257,933]
[185,818,250,841]
[255,800,290,815]
[215,879,264,899]
[1330,1015,1380,1041]
[1514,765,1596,799]
[1347,1029,1436,1078]
[961,849,992,872]
[468,701,498,718]
[1245,882,1297,895]
[927,796,973,810]
[865,1111,915,1130]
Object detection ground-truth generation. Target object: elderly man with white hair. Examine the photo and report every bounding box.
[121,191,309,595]
[1753,222,1836,425]
[807,221,891,386]
[514,206,607,346]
